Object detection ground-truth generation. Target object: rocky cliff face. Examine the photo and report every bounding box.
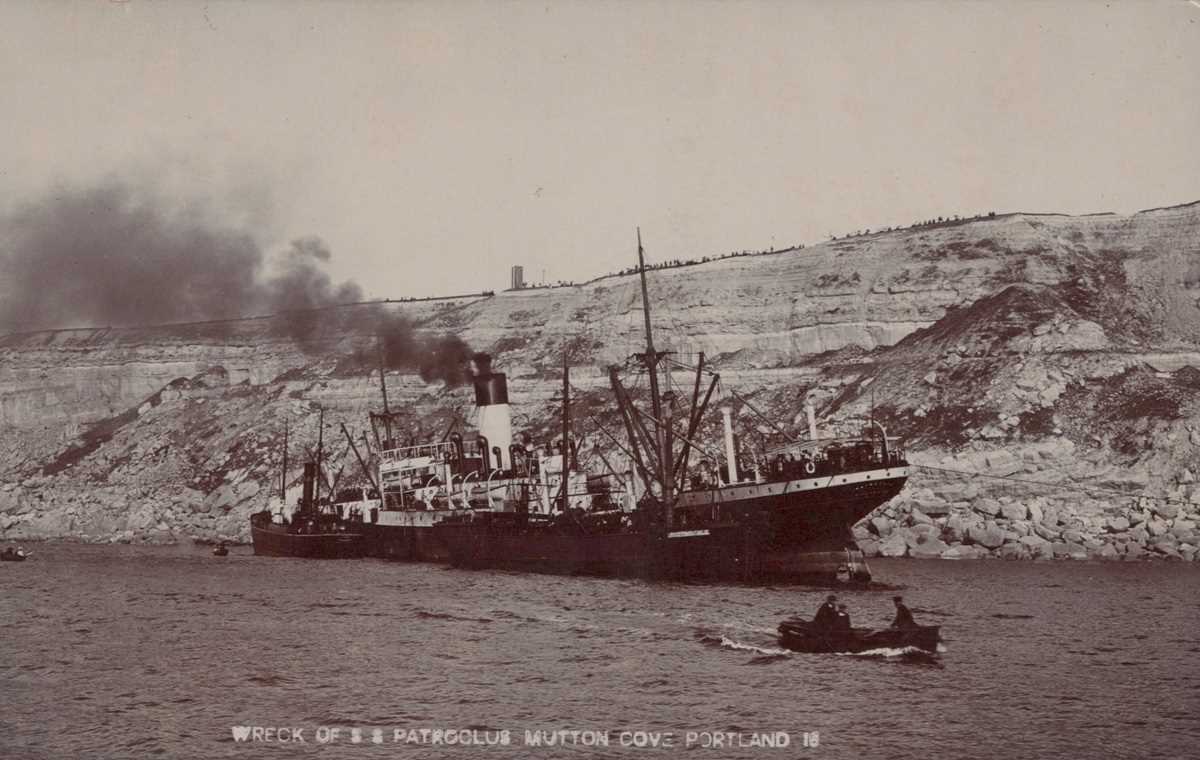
[3,202,1200,560]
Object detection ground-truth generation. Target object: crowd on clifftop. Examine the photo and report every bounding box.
[511,209,1001,291]
[830,211,998,241]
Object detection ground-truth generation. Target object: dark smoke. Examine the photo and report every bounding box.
[2,179,477,385]
[0,179,361,336]
[268,237,363,351]
[372,310,473,387]
[0,180,266,331]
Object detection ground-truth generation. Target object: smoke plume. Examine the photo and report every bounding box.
[268,237,363,351]
[0,179,360,336]
[372,310,473,387]
[1,178,476,385]
[0,180,267,331]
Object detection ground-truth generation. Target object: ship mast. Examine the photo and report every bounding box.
[377,336,393,449]
[315,406,325,507]
[635,230,673,528]
[560,353,570,513]
[280,417,289,502]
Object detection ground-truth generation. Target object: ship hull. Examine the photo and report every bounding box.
[250,523,365,559]
[362,523,449,561]
[361,509,474,561]
[435,467,906,582]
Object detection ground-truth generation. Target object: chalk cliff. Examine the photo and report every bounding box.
[3,201,1200,559]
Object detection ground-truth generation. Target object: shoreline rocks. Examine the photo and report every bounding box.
[855,485,1200,563]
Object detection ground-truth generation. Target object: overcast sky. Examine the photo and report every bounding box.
[2,1,1198,299]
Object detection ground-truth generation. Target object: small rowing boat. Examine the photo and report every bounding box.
[777,619,940,654]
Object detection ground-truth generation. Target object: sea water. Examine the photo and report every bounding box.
[1,545,1197,759]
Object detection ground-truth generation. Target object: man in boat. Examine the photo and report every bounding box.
[890,596,917,629]
[813,594,838,629]
[834,603,851,633]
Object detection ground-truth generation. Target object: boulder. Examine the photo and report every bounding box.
[0,488,32,516]
[997,543,1031,560]
[910,523,938,538]
[1000,503,1028,521]
[878,533,909,558]
[857,539,880,558]
[1027,501,1044,524]
[1171,520,1196,540]
[1096,544,1120,560]
[1066,542,1089,560]
[967,523,1007,549]
[1033,522,1060,542]
[237,480,262,501]
[941,544,988,560]
[1123,543,1147,560]
[1106,516,1130,532]
[1019,534,1053,559]
[1152,502,1180,520]
[915,498,950,517]
[975,498,1002,517]
[909,508,934,526]
[909,536,951,558]
[1146,519,1168,537]
[943,513,971,543]
[985,451,1022,476]
[869,516,893,537]
[1150,539,1181,558]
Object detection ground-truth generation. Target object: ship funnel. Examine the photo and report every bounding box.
[721,407,738,484]
[472,353,512,469]
[805,401,818,441]
[301,461,317,509]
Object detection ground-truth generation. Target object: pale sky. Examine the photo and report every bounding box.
[2,0,1198,299]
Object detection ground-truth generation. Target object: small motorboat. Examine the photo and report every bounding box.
[778,618,940,654]
[1,547,29,562]
[212,544,229,557]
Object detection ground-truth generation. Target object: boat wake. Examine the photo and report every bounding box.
[697,632,791,658]
[839,644,944,666]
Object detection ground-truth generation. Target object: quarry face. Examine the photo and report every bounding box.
[3,202,1200,559]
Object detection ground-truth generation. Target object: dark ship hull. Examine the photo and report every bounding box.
[434,465,906,582]
[361,515,456,562]
[249,514,365,559]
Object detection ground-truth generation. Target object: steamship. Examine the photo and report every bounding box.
[430,232,910,583]
[250,460,366,559]
[355,353,546,561]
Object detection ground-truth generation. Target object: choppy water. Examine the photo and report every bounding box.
[2,545,1197,759]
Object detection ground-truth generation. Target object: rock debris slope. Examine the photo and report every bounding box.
[3,202,1200,558]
